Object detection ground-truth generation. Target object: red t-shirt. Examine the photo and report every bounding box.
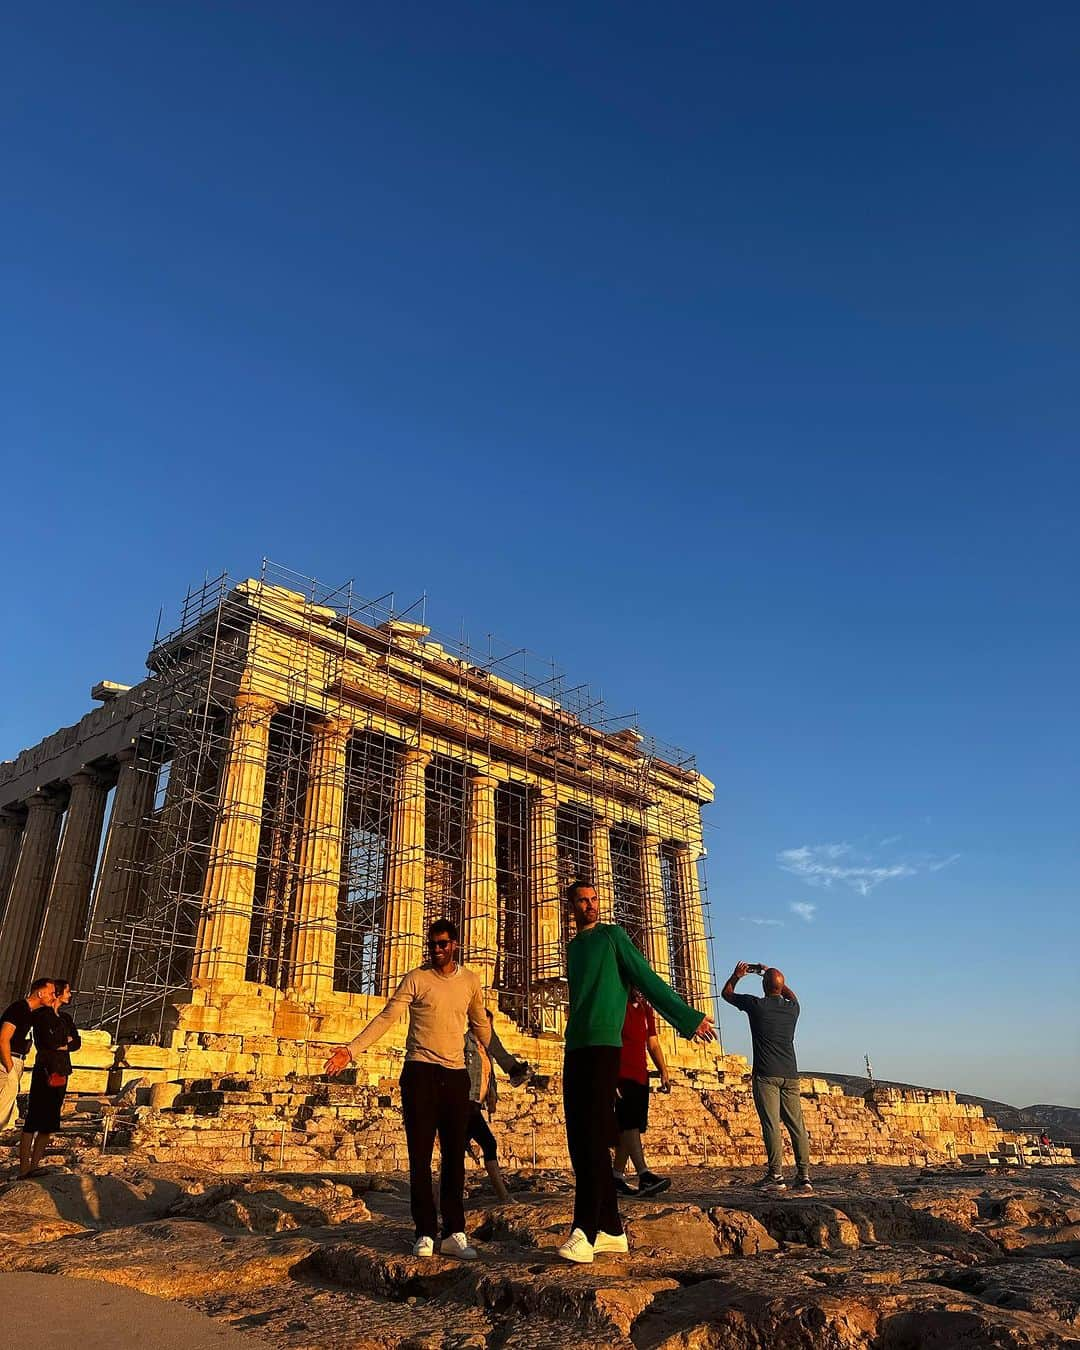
[619,996,658,1085]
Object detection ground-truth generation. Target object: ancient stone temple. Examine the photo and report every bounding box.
[0,566,716,1080]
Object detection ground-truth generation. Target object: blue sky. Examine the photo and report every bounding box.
[2,4,1077,1106]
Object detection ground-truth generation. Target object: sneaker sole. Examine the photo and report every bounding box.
[558,1248,594,1264]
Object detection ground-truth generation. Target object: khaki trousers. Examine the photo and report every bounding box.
[752,1073,810,1176]
[0,1057,25,1132]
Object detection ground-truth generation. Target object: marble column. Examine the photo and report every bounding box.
[290,717,350,1002]
[641,832,672,982]
[381,747,430,992]
[0,811,25,930]
[463,772,498,989]
[591,815,614,922]
[528,785,561,986]
[193,692,277,985]
[0,792,64,1002]
[34,770,110,981]
[672,842,711,1007]
[78,747,157,988]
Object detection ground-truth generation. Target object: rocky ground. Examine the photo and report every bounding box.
[0,1157,1078,1348]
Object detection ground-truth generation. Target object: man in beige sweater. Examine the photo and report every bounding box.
[324,917,490,1259]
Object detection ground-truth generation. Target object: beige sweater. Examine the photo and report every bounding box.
[347,965,489,1069]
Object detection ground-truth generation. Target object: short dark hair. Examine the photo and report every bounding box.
[428,917,458,942]
[29,977,55,994]
[53,979,71,997]
[565,879,594,902]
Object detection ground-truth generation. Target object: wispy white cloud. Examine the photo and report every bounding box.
[879,834,903,847]
[740,916,785,927]
[778,841,959,897]
[778,843,915,896]
[790,901,816,923]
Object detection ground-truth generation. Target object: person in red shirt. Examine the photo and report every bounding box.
[612,989,672,1196]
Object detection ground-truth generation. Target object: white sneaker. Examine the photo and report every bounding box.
[411,1235,435,1257]
[557,1228,594,1264]
[593,1230,628,1255]
[440,1232,477,1260]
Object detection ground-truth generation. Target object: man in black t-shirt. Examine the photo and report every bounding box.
[0,978,57,1133]
[722,962,811,1192]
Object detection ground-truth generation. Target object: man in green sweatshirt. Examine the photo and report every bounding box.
[557,880,716,1264]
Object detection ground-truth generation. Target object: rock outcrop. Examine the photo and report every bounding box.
[1,1161,1078,1348]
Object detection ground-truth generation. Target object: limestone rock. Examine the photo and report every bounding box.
[0,1217,316,1297]
[937,1258,1080,1327]
[169,1178,371,1231]
[625,1204,722,1258]
[0,1206,87,1246]
[707,1206,780,1255]
[0,1171,181,1227]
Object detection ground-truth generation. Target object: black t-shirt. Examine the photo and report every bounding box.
[1,999,34,1057]
[730,993,800,1078]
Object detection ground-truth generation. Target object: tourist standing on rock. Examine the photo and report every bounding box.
[464,1009,530,1204]
[612,990,672,1198]
[558,881,716,1265]
[722,961,812,1193]
[0,978,56,1137]
[21,982,75,1177]
[51,979,81,1074]
[323,917,490,1260]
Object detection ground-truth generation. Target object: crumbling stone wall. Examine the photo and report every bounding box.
[128,1069,1044,1176]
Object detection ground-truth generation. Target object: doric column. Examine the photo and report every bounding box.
[34,770,110,981]
[193,692,277,985]
[381,747,431,991]
[641,832,672,982]
[0,792,64,1002]
[289,717,350,1002]
[0,811,25,930]
[78,747,157,988]
[528,785,561,986]
[463,772,498,989]
[672,842,711,1007]
[591,815,614,922]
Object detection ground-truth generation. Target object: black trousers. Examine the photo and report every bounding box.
[563,1045,622,1243]
[400,1061,470,1239]
[466,1103,499,1162]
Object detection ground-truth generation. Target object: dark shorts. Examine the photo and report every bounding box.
[466,1103,498,1162]
[615,1077,650,1134]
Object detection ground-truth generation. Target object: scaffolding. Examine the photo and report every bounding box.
[78,561,717,1044]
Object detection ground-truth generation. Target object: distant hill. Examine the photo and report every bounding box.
[806,1072,1080,1148]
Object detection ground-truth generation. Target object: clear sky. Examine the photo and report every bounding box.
[3,5,1077,1107]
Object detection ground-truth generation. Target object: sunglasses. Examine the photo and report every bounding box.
[429,938,453,949]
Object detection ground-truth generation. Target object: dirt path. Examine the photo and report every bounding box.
[0,1273,270,1350]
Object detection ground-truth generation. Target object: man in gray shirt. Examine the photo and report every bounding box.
[722,962,812,1193]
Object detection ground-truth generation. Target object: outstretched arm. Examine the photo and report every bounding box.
[721,962,750,1006]
[324,974,414,1074]
[488,1024,527,1078]
[612,928,716,1043]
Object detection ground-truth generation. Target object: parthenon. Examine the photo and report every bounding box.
[0,565,716,1074]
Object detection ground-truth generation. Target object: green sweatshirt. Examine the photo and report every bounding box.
[564,923,704,1051]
